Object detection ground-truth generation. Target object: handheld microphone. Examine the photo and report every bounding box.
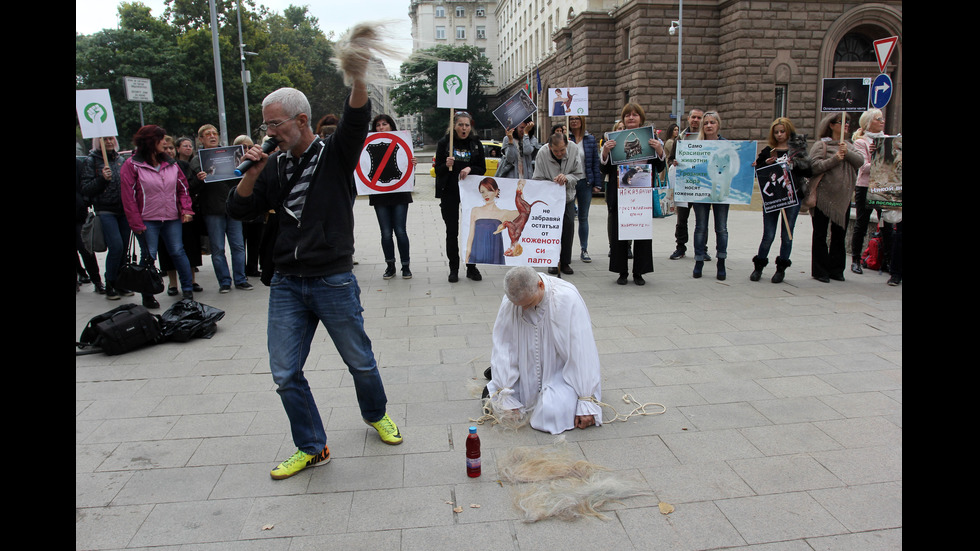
[234,137,280,176]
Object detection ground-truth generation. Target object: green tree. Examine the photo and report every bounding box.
[77,1,351,146]
[391,45,495,141]
[76,2,201,144]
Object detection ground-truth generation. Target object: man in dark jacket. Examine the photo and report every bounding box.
[228,84,402,480]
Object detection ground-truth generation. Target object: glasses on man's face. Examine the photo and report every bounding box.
[259,115,298,132]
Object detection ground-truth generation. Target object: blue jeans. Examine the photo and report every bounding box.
[98,212,131,285]
[137,219,193,290]
[575,178,592,251]
[693,203,729,261]
[758,204,800,261]
[205,214,247,286]
[374,204,410,264]
[267,271,388,454]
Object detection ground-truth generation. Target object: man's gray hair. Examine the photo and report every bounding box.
[263,88,313,129]
[504,266,541,303]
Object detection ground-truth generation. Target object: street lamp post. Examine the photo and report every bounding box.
[670,0,683,126]
[237,0,257,139]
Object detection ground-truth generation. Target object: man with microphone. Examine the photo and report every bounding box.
[226,25,403,480]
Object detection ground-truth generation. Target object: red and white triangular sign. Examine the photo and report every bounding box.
[874,37,898,73]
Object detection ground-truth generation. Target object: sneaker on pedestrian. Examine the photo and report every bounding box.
[401,265,413,279]
[669,249,685,260]
[220,285,231,293]
[366,413,403,445]
[383,263,396,280]
[236,282,254,291]
[580,250,592,263]
[105,285,120,300]
[270,446,330,480]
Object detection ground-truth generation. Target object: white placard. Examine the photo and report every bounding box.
[354,131,416,195]
[75,89,118,139]
[437,61,469,109]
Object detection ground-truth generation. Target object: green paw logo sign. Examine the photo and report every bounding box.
[84,102,109,124]
[442,74,463,96]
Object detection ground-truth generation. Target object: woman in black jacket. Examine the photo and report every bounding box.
[434,111,486,282]
[80,136,131,300]
[750,117,812,283]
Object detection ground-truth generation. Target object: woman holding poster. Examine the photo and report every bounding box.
[691,111,730,280]
[435,111,486,282]
[600,103,664,285]
[807,113,864,283]
[496,118,538,179]
[369,114,414,280]
[750,117,811,283]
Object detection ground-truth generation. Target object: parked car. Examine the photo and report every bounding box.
[430,140,502,178]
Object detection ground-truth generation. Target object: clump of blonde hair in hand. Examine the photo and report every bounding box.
[332,21,404,86]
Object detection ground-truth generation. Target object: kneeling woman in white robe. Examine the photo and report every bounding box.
[486,268,602,434]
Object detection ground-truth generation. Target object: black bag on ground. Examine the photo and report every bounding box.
[77,304,161,355]
[159,299,226,342]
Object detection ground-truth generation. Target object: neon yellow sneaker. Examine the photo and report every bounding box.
[270,446,330,480]
[366,413,403,445]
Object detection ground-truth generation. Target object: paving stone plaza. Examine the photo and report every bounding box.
[76,163,902,550]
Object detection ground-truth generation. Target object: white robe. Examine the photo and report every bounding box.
[486,274,602,434]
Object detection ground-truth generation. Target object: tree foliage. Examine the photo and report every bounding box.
[76,1,349,148]
[391,45,495,141]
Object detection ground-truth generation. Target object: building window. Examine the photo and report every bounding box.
[435,6,445,18]
[436,26,446,40]
[456,6,465,17]
[476,8,486,17]
[623,26,631,60]
[456,26,466,39]
[477,26,486,39]
[773,85,788,119]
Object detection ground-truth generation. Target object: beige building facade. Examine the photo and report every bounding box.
[493,0,902,141]
[409,0,501,94]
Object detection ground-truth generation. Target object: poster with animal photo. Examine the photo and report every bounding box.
[867,135,902,209]
[547,87,588,116]
[458,175,566,267]
[670,140,757,204]
[603,126,659,165]
[756,162,799,214]
[616,165,655,239]
[198,146,246,182]
[820,77,871,112]
[492,89,536,131]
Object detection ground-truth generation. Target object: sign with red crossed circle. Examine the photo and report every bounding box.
[354,130,415,195]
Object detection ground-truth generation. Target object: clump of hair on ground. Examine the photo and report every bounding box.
[496,442,651,522]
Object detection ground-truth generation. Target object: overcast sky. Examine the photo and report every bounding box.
[76,0,414,73]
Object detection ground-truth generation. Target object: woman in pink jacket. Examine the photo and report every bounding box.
[120,125,195,307]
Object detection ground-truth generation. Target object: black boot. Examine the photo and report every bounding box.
[772,257,791,283]
[466,264,482,281]
[716,258,727,281]
[383,261,396,280]
[750,256,768,281]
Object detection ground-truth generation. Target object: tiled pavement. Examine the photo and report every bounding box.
[76,164,901,550]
